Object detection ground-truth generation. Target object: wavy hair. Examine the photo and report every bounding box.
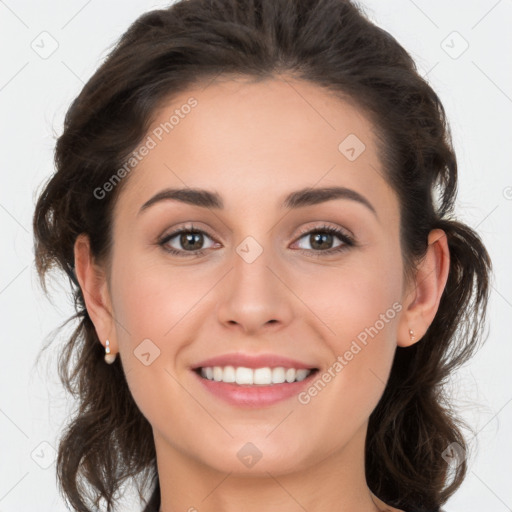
[32,0,492,510]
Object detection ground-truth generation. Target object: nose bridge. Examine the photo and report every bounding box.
[215,230,295,332]
[232,232,281,304]
[236,239,274,290]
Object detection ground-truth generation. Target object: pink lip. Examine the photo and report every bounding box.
[191,353,318,370]
[192,369,319,408]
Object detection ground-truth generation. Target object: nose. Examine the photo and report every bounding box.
[215,243,295,335]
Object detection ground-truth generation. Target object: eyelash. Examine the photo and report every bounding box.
[157,223,355,258]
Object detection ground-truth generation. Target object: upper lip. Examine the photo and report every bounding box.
[191,353,318,370]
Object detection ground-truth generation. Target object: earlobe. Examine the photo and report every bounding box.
[397,228,450,347]
[74,233,116,353]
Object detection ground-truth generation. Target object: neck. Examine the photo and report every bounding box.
[153,423,389,512]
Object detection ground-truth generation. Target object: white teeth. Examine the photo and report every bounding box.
[236,367,253,385]
[223,365,236,383]
[272,367,286,383]
[295,369,310,382]
[253,367,272,385]
[199,366,314,385]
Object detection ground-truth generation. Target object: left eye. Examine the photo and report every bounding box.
[290,226,354,256]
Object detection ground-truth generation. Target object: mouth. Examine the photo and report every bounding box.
[193,366,319,385]
[191,366,320,408]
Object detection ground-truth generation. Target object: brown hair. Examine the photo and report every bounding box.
[32,0,492,511]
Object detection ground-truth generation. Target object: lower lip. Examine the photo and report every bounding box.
[192,370,318,408]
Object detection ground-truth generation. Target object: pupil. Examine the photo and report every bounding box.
[311,233,332,250]
[181,232,203,250]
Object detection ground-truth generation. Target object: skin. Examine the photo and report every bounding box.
[74,75,450,512]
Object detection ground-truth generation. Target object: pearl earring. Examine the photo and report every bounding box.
[104,339,117,364]
[409,329,416,341]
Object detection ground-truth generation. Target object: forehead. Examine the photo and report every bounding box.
[115,75,396,220]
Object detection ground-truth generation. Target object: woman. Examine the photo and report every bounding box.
[32,0,492,511]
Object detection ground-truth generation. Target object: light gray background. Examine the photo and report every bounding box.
[1,0,511,510]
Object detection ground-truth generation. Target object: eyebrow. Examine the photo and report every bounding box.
[138,186,378,218]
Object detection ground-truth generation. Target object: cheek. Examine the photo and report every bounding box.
[301,250,402,400]
[304,249,402,344]
[110,256,204,340]
[108,260,201,425]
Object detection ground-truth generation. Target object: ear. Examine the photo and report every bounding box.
[74,233,117,354]
[397,228,450,347]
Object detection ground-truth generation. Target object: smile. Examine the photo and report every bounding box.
[197,365,316,385]
[192,366,320,408]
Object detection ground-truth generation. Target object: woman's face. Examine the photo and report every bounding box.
[104,76,412,475]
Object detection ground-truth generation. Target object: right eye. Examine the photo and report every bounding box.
[158,224,219,257]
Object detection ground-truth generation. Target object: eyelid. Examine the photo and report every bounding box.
[159,222,218,241]
[294,222,354,240]
[290,223,355,256]
[158,222,355,256]
[158,222,219,247]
